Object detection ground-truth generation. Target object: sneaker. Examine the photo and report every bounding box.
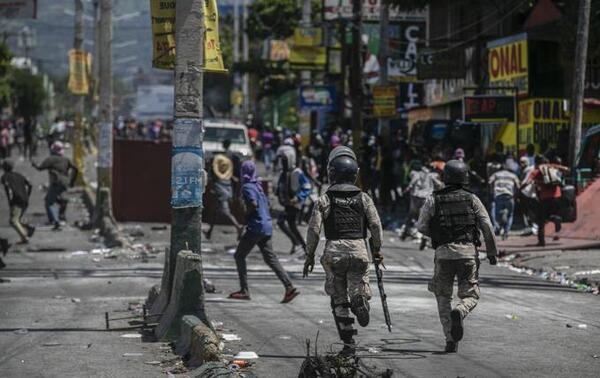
[0,257,5,270]
[26,225,36,238]
[281,287,299,303]
[444,341,458,353]
[228,290,250,300]
[450,309,464,342]
[16,239,28,245]
[351,295,370,327]
[52,223,62,231]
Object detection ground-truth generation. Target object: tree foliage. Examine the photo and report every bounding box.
[0,43,12,108]
[10,68,46,119]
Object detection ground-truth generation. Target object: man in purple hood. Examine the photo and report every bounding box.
[228,160,299,303]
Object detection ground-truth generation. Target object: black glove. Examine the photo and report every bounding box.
[303,254,315,278]
[372,250,384,265]
[488,255,497,265]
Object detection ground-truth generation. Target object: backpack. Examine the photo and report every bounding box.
[540,165,562,186]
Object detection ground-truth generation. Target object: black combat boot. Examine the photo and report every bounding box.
[351,295,370,327]
[0,238,9,256]
[339,330,357,356]
[445,340,458,353]
[450,309,464,342]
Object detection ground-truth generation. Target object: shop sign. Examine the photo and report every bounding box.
[487,33,529,95]
[463,95,516,122]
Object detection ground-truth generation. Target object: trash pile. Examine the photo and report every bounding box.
[499,254,599,295]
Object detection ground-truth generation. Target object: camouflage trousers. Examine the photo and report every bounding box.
[321,249,372,337]
[428,258,480,342]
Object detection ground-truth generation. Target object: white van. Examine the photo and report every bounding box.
[203,119,253,159]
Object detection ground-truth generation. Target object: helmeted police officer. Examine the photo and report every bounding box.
[417,160,498,353]
[304,146,383,355]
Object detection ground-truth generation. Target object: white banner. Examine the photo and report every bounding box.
[323,0,426,21]
[0,0,37,19]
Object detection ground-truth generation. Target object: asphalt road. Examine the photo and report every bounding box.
[1,153,599,377]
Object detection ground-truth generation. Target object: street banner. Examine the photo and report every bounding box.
[150,0,226,72]
[0,0,36,19]
[417,48,466,80]
[150,0,176,69]
[292,27,323,47]
[299,86,336,111]
[67,49,90,95]
[203,0,226,73]
[373,85,398,118]
[98,122,113,168]
[172,118,204,208]
[289,46,327,71]
[463,95,516,123]
[487,33,529,96]
[269,40,290,61]
[323,0,426,22]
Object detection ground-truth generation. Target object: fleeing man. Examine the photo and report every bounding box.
[228,160,299,303]
[1,160,35,243]
[32,142,78,230]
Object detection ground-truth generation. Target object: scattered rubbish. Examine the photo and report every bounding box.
[231,359,249,368]
[0,278,11,283]
[211,321,224,331]
[226,248,236,255]
[120,333,142,338]
[92,258,101,262]
[389,238,397,243]
[578,324,588,330]
[144,361,161,365]
[592,355,599,359]
[222,333,242,342]
[166,372,175,378]
[203,278,216,293]
[554,265,571,270]
[42,342,62,347]
[53,295,65,299]
[504,314,519,321]
[367,347,381,354]
[13,328,28,335]
[201,247,214,253]
[91,248,111,255]
[129,226,145,237]
[71,251,88,256]
[151,225,168,231]
[122,353,143,357]
[233,351,259,360]
[278,335,292,340]
[229,363,241,371]
[71,298,81,303]
[573,269,600,277]
[318,319,324,324]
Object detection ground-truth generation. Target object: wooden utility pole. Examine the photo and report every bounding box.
[568,0,592,169]
[168,0,208,325]
[73,0,86,186]
[378,0,390,143]
[350,0,363,158]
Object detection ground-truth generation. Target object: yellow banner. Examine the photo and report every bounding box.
[488,36,528,95]
[150,0,176,69]
[373,86,397,118]
[289,46,326,70]
[150,0,226,72]
[68,49,90,95]
[292,27,323,47]
[203,0,226,73]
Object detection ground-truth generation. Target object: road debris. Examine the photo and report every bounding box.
[144,361,161,365]
[234,351,259,360]
[504,314,519,320]
[42,342,62,347]
[71,297,81,303]
[120,333,142,338]
[222,333,241,341]
[122,353,143,357]
[13,328,28,335]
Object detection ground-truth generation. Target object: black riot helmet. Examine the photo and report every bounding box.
[443,159,469,186]
[328,146,359,184]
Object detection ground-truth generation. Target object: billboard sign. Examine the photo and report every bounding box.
[463,95,516,123]
[487,33,529,96]
[323,0,426,21]
[299,85,336,111]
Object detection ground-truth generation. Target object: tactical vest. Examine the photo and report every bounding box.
[430,187,480,249]
[323,190,367,240]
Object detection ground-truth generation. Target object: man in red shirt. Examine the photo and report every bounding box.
[523,156,570,246]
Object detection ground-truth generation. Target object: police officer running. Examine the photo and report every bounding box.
[417,160,498,353]
[303,146,383,355]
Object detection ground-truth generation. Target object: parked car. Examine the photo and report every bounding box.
[203,119,253,159]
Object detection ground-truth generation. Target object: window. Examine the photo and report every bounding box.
[204,127,246,144]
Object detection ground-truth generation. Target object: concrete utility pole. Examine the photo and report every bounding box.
[378,1,390,144]
[242,0,249,114]
[168,0,208,324]
[568,0,592,169]
[350,0,363,159]
[73,0,86,186]
[232,0,240,117]
[96,0,114,222]
[92,0,100,119]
